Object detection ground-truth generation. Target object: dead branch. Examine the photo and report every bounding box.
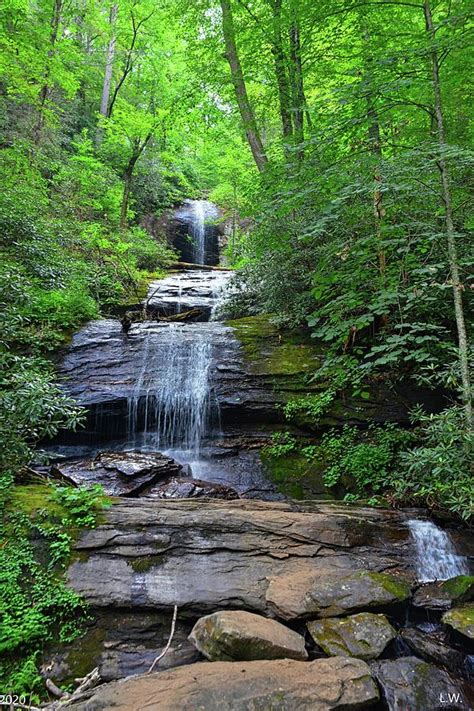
[148,605,178,673]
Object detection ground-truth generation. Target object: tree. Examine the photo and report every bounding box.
[219,0,268,172]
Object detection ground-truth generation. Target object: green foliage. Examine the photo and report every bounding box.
[392,407,474,520]
[319,424,414,495]
[0,484,109,698]
[283,391,336,424]
[263,431,297,458]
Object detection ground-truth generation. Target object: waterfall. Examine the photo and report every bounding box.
[407,518,469,583]
[191,200,207,265]
[127,324,214,454]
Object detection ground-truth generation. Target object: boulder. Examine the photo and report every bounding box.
[307,612,396,661]
[371,656,469,711]
[62,657,379,710]
[400,627,463,673]
[51,451,182,497]
[413,576,474,610]
[189,610,307,661]
[66,499,411,613]
[266,570,411,620]
[143,477,239,500]
[442,604,474,641]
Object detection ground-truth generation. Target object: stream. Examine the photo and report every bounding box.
[44,200,473,710]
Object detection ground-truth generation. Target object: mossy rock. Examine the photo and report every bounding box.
[227,315,322,379]
[260,449,337,500]
[440,575,474,603]
[307,612,396,660]
[442,604,474,640]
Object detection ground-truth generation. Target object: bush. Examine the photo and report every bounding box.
[392,406,473,520]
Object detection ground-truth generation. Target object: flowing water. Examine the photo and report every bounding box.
[407,518,470,582]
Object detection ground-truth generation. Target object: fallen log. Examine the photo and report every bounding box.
[158,308,202,322]
[171,261,232,272]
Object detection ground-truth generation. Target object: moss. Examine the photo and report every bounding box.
[260,450,336,500]
[227,315,322,379]
[440,575,474,602]
[366,572,411,601]
[129,554,165,573]
[442,604,474,639]
[55,625,106,683]
[9,484,69,520]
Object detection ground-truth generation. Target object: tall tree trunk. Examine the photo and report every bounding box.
[424,0,472,428]
[96,3,118,144]
[35,0,63,141]
[363,27,386,284]
[269,0,293,141]
[288,21,304,146]
[220,0,268,172]
[120,133,153,228]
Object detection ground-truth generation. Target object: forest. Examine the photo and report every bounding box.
[0,0,473,705]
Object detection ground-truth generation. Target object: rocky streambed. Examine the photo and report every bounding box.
[41,266,473,710]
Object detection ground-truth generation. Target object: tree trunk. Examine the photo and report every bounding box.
[96,4,118,144]
[269,0,293,141]
[424,0,472,428]
[219,0,268,172]
[288,21,304,146]
[120,132,153,228]
[35,0,63,141]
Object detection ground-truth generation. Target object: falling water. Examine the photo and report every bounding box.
[407,518,469,582]
[127,324,214,454]
[191,200,207,265]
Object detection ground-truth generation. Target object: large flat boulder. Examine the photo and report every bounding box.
[51,451,182,497]
[266,570,411,620]
[371,657,469,711]
[307,612,396,660]
[62,657,379,711]
[189,610,307,661]
[66,500,411,613]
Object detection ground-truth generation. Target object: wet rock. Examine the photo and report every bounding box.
[143,477,239,500]
[307,612,396,661]
[189,610,307,661]
[66,499,410,614]
[42,611,198,684]
[62,657,379,710]
[266,569,411,620]
[413,576,474,610]
[50,451,182,497]
[401,627,464,673]
[371,656,469,711]
[442,604,474,641]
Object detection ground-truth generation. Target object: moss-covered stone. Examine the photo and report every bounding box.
[260,449,337,500]
[442,604,474,640]
[129,555,165,573]
[440,575,474,603]
[307,612,396,660]
[227,315,322,379]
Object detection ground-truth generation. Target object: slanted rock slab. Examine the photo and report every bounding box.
[442,604,474,641]
[413,575,474,611]
[371,656,470,711]
[63,657,379,711]
[189,610,307,661]
[400,627,463,673]
[266,569,411,620]
[143,477,239,500]
[51,451,182,497]
[307,612,396,661]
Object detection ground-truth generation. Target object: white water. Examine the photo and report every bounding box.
[408,518,469,582]
[191,200,207,265]
[127,324,213,455]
